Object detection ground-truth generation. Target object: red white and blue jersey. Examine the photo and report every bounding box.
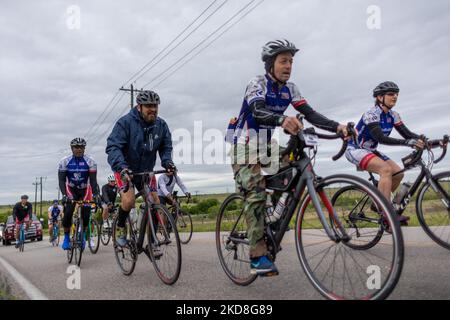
[228,74,308,144]
[350,105,403,151]
[58,155,97,189]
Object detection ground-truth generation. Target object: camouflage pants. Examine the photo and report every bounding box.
[230,143,286,259]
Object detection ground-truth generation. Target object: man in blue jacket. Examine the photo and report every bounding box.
[106,90,174,247]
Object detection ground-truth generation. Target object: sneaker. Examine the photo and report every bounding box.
[103,221,109,229]
[90,237,95,248]
[115,227,127,247]
[62,235,71,250]
[15,242,19,249]
[397,214,410,226]
[250,256,279,276]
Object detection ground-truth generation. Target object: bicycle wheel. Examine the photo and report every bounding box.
[330,185,384,250]
[73,220,83,267]
[100,219,111,246]
[147,204,182,285]
[19,229,25,252]
[176,210,193,244]
[296,174,404,300]
[67,224,74,263]
[215,194,257,286]
[416,171,450,250]
[112,215,137,276]
[88,219,100,254]
[56,225,60,247]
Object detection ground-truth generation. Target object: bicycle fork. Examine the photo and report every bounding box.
[303,171,351,243]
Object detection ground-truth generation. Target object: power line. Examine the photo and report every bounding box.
[154,0,265,89]
[121,0,222,87]
[142,0,257,89]
[84,1,225,144]
[84,90,123,138]
[130,0,230,85]
[86,91,127,143]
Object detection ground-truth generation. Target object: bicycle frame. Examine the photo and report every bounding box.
[229,153,351,259]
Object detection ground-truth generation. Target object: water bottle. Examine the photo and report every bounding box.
[264,193,275,224]
[393,182,412,206]
[265,192,289,224]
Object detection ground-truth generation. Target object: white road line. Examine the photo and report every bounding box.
[0,256,48,300]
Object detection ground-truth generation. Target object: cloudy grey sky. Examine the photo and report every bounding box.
[1,0,449,204]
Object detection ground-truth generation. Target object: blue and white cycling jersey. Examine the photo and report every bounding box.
[48,205,63,221]
[350,105,403,151]
[58,155,97,189]
[227,74,308,144]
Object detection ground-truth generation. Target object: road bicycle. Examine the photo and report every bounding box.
[169,191,193,244]
[112,170,182,285]
[86,207,100,254]
[100,205,118,246]
[67,200,97,267]
[50,218,61,247]
[17,222,26,252]
[216,120,404,300]
[332,134,449,250]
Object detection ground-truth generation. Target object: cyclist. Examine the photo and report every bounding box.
[58,138,101,250]
[12,195,32,248]
[48,199,63,243]
[157,167,191,208]
[226,39,349,276]
[106,90,174,249]
[345,81,425,224]
[101,174,118,229]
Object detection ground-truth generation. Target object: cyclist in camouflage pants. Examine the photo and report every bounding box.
[227,40,348,276]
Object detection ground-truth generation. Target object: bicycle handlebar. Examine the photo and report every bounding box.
[121,170,168,194]
[401,134,449,168]
[430,135,449,164]
[292,115,356,161]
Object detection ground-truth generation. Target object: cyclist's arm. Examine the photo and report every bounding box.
[89,171,100,196]
[12,204,18,220]
[395,123,421,140]
[158,121,173,169]
[58,171,67,196]
[26,203,32,219]
[368,123,408,146]
[175,176,189,195]
[294,103,339,133]
[106,120,130,172]
[250,100,286,126]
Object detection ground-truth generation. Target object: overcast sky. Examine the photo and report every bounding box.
[1,0,449,204]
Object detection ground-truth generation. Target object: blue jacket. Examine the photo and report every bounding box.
[106,107,173,173]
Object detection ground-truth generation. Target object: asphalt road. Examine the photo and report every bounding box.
[0,228,449,300]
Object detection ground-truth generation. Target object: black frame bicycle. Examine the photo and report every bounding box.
[100,205,118,246]
[216,120,404,300]
[67,200,97,267]
[332,134,450,250]
[112,170,182,285]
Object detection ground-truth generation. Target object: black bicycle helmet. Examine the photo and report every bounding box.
[373,81,400,97]
[70,137,87,147]
[136,90,160,105]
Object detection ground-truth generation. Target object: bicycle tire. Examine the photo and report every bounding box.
[177,210,193,244]
[112,215,137,276]
[295,174,404,300]
[88,219,100,254]
[215,193,257,286]
[100,220,111,246]
[416,171,450,250]
[147,204,182,285]
[74,219,83,267]
[330,185,384,250]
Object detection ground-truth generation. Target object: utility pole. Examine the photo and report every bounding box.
[39,176,43,218]
[32,179,39,213]
[119,85,146,108]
